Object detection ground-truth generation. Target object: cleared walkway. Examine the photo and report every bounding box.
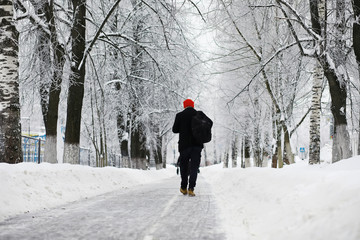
[0,176,225,240]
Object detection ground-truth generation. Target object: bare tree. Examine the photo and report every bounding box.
[309,0,325,165]
[63,0,86,164]
[0,0,22,163]
[17,0,66,163]
[352,0,360,154]
[275,0,353,162]
[231,131,238,168]
[212,0,304,167]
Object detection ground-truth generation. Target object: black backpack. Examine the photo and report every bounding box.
[191,111,213,143]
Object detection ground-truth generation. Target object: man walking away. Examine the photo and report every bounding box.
[172,99,203,196]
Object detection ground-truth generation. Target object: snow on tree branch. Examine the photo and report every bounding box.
[15,0,50,36]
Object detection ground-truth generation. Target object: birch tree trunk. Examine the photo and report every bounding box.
[353,0,360,154]
[309,63,322,164]
[231,132,238,168]
[63,0,86,164]
[309,0,352,163]
[0,0,22,163]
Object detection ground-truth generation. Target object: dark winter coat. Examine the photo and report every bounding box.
[172,107,204,152]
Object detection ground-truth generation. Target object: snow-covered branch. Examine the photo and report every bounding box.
[15,0,50,36]
[275,0,321,41]
[228,38,313,103]
[78,0,124,71]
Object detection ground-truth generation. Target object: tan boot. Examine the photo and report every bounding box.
[180,188,188,195]
[188,188,195,197]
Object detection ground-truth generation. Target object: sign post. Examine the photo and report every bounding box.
[299,147,306,160]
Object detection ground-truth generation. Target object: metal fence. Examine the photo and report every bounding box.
[21,136,122,167]
[22,136,45,163]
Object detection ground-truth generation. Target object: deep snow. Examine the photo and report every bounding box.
[1,156,360,240]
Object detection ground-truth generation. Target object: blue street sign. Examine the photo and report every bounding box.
[300,147,305,153]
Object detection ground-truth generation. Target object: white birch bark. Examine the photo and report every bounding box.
[231,133,238,168]
[0,0,22,163]
[309,63,322,164]
[309,0,324,164]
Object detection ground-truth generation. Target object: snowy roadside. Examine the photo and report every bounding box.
[1,157,360,240]
[201,157,360,240]
[0,163,175,222]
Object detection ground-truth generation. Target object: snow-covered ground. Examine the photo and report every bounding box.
[202,157,360,240]
[0,163,174,222]
[1,157,360,240]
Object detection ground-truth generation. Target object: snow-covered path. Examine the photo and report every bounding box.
[0,176,225,240]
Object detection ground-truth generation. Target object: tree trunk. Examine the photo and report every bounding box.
[154,135,163,170]
[223,141,229,168]
[244,135,251,168]
[24,1,65,163]
[309,0,352,163]
[272,146,278,168]
[231,133,238,168]
[162,135,167,169]
[63,0,86,164]
[309,62,322,164]
[253,125,262,167]
[0,0,22,163]
[331,0,352,162]
[130,117,147,169]
[353,0,360,154]
[213,128,218,164]
[241,137,245,168]
[126,0,147,170]
[283,124,295,164]
[276,120,283,168]
[324,61,352,162]
[262,130,271,167]
[117,113,129,168]
[44,3,65,164]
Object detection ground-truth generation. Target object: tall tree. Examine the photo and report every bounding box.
[63,0,87,164]
[330,0,352,162]
[0,0,22,163]
[231,132,238,168]
[276,0,352,162]
[309,64,323,164]
[353,0,360,154]
[309,0,325,165]
[19,0,66,163]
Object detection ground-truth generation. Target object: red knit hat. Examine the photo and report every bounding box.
[183,99,194,108]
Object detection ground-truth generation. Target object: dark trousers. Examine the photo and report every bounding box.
[179,147,202,189]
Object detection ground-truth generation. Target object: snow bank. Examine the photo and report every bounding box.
[1,157,359,240]
[202,157,360,240]
[0,163,174,222]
